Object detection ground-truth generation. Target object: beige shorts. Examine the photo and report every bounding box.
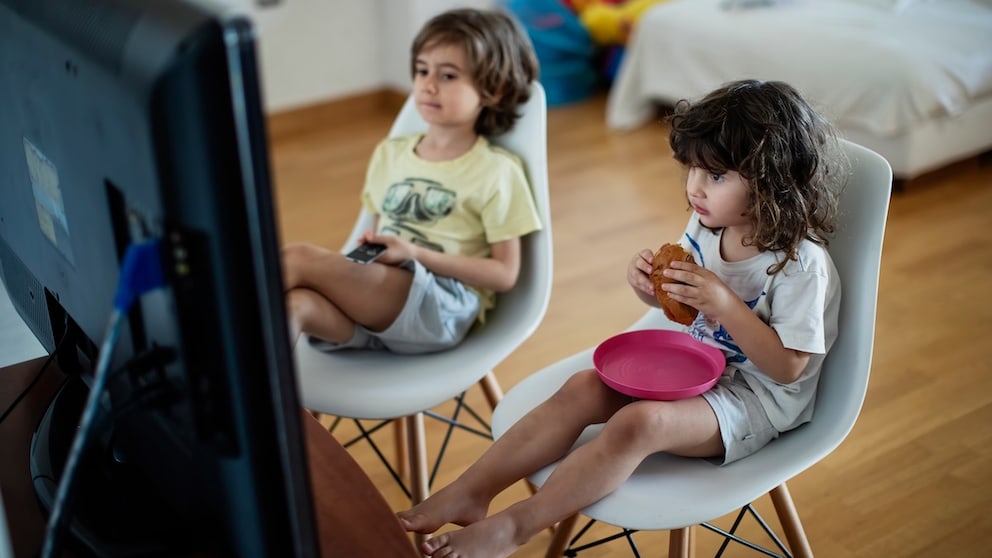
[308,259,480,355]
[701,370,780,465]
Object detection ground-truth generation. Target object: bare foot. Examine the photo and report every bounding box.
[397,483,489,534]
[422,514,522,558]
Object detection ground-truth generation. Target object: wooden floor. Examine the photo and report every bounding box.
[269,92,992,557]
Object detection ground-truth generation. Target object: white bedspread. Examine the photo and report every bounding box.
[607,0,992,139]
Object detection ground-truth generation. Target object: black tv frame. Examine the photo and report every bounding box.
[0,0,318,556]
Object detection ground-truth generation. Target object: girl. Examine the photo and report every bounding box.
[281,9,542,354]
[399,80,847,558]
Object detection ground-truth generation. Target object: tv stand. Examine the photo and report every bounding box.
[31,373,187,557]
[1,357,419,558]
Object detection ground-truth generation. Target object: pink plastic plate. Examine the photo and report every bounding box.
[593,330,725,400]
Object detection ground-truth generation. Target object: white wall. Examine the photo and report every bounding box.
[227,0,381,111]
[226,0,495,112]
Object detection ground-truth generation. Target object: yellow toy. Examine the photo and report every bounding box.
[575,0,669,45]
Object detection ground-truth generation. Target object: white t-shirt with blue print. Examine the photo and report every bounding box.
[678,213,841,432]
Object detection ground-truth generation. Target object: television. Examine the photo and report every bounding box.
[0,0,319,556]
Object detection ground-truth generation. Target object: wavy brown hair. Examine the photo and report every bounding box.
[411,8,539,136]
[668,80,847,274]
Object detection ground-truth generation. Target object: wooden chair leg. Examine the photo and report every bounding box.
[770,482,813,558]
[544,513,578,558]
[404,413,430,550]
[668,526,694,558]
[404,413,429,504]
[478,370,504,410]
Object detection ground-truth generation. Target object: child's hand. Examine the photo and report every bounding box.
[362,233,417,265]
[628,249,660,306]
[661,260,739,321]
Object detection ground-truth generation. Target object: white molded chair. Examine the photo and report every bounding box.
[492,139,891,557]
[294,82,552,508]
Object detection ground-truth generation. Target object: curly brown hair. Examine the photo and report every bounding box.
[668,80,847,274]
[411,8,539,136]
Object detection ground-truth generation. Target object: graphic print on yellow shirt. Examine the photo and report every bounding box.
[379,178,454,253]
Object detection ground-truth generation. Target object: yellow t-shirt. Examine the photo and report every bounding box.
[361,134,543,319]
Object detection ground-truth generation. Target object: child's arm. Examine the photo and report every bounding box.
[365,232,522,293]
[662,260,810,384]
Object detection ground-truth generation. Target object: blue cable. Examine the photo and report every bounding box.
[113,239,166,312]
[41,239,166,558]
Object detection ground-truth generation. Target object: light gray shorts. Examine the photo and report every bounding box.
[701,370,780,465]
[308,259,480,355]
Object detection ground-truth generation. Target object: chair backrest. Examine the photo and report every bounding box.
[801,139,891,457]
[344,82,554,359]
[714,138,891,482]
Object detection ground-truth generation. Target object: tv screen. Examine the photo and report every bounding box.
[0,0,319,556]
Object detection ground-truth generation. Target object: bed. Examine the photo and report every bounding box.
[605,0,992,179]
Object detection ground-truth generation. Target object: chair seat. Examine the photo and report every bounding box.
[294,307,538,419]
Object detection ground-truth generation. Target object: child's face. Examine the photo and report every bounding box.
[412,42,483,131]
[685,167,751,231]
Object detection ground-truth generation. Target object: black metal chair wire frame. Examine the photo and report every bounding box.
[326,388,494,501]
[561,503,795,558]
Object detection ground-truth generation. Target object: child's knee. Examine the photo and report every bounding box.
[556,369,603,399]
[284,241,330,264]
[546,370,621,417]
[285,288,311,319]
[281,243,309,283]
[282,241,308,260]
[603,403,669,448]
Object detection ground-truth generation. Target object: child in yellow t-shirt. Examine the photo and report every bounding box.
[281,8,542,354]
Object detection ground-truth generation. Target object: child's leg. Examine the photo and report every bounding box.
[285,287,352,346]
[282,242,413,336]
[423,395,722,558]
[398,370,631,534]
